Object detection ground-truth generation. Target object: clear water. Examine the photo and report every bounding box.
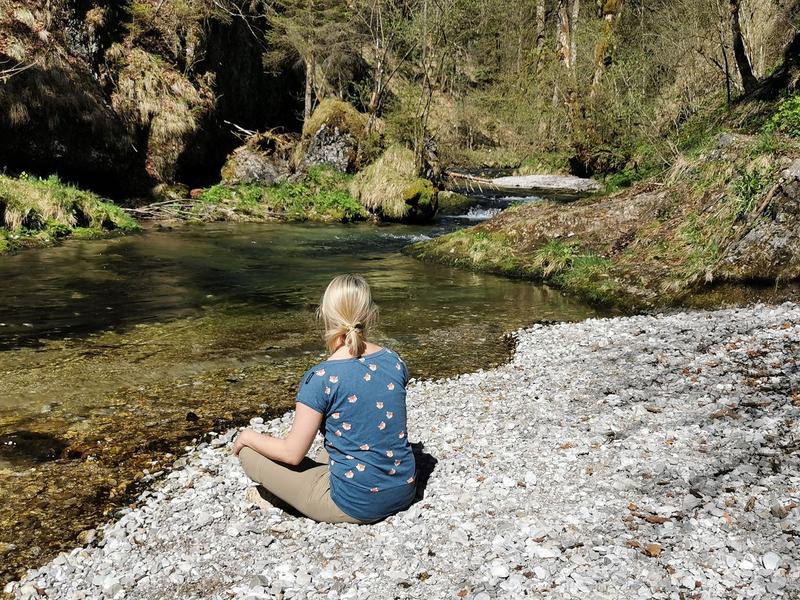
[0,219,608,582]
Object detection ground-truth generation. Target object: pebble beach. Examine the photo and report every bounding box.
[7,303,800,599]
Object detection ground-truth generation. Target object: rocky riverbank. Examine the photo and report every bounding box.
[7,302,799,599]
[408,134,800,310]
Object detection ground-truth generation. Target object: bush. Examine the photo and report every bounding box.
[349,145,437,221]
[763,93,800,138]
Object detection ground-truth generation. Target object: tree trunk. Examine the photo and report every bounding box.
[535,0,546,50]
[557,0,572,68]
[590,0,623,92]
[729,0,758,94]
[570,0,579,70]
[303,56,314,123]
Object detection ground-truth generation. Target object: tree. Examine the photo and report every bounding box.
[729,0,758,94]
[264,0,356,122]
[353,0,414,134]
[590,0,624,93]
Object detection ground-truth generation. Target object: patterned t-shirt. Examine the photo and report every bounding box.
[296,347,416,521]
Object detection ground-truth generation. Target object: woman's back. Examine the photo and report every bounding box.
[297,347,416,522]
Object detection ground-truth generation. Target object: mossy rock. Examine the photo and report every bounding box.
[437,190,480,215]
[151,183,190,201]
[302,99,367,142]
[300,100,369,173]
[349,145,438,222]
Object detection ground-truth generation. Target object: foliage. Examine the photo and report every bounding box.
[530,240,580,277]
[199,167,367,222]
[107,45,215,181]
[0,173,138,252]
[763,93,800,137]
[731,167,769,221]
[349,145,436,221]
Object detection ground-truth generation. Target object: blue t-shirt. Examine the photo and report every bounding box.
[296,347,417,521]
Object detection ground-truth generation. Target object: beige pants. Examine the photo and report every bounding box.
[238,446,365,524]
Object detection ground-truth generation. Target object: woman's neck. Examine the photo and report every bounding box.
[329,340,382,360]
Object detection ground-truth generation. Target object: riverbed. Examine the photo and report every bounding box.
[0,217,607,584]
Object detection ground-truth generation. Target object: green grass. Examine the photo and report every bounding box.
[349,145,437,221]
[763,92,800,138]
[198,167,368,222]
[530,240,580,277]
[0,173,139,253]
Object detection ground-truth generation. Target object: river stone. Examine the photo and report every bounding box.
[7,303,800,599]
[762,552,780,571]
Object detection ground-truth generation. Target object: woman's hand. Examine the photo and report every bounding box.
[232,405,322,465]
[232,429,253,456]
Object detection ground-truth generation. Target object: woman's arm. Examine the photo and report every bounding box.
[232,403,323,465]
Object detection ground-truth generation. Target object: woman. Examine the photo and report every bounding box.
[233,274,417,524]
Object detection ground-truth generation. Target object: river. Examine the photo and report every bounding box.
[0,212,608,583]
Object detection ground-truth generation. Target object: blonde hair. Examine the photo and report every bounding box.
[318,274,378,357]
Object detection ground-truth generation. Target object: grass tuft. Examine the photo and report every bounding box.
[0,173,138,253]
[349,145,437,221]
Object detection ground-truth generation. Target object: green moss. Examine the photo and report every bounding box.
[437,191,480,215]
[196,167,367,223]
[0,173,139,253]
[349,145,438,221]
[302,99,367,141]
[554,254,619,304]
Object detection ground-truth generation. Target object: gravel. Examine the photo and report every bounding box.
[7,303,800,599]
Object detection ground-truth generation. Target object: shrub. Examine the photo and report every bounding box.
[349,145,437,221]
[763,93,800,138]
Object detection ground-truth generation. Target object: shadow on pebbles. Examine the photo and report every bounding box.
[7,303,800,599]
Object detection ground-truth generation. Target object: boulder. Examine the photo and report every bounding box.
[718,159,800,281]
[220,132,294,186]
[349,145,438,222]
[299,99,368,173]
[303,124,358,173]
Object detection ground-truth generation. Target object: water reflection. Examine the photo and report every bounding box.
[0,221,608,583]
